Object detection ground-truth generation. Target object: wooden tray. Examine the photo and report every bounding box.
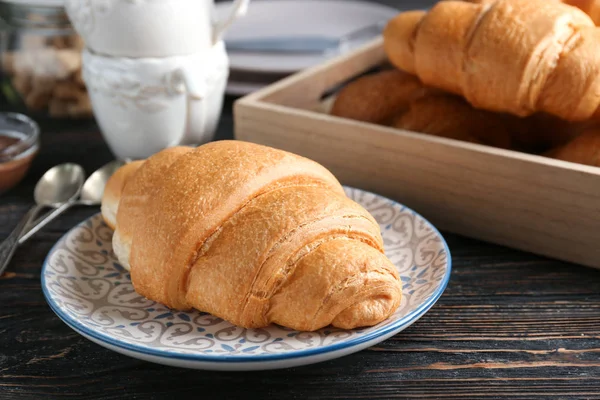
[234,38,600,269]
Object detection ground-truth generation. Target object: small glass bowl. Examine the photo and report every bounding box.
[0,112,40,195]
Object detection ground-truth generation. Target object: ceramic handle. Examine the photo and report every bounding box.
[166,67,208,147]
[212,0,250,44]
[170,67,205,100]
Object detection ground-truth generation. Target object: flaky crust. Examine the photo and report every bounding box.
[111,146,193,271]
[329,69,585,152]
[101,141,402,331]
[384,0,600,121]
[330,69,430,125]
[468,0,600,26]
[564,0,600,24]
[101,160,144,230]
[394,94,514,148]
[546,129,600,165]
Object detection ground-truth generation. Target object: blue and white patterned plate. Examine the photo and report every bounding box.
[41,187,451,371]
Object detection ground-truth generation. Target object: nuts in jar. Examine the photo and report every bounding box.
[0,0,92,119]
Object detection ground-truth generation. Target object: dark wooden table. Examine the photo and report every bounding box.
[3,0,600,397]
[2,95,600,399]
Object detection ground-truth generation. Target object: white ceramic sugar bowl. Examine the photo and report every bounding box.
[82,42,229,160]
[65,0,250,57]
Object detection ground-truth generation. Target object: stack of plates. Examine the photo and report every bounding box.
[215,0,400,96]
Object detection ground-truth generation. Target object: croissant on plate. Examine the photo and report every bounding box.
[101,141,402,331]
[383,0,600,122]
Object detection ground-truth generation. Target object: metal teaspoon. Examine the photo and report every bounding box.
[0,163,85,275]
[19,160,124,244]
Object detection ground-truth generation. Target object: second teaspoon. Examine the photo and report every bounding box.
[0,163,84,275]
[19,160,124,244]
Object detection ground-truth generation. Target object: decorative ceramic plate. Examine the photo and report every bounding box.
[42,187,451,371]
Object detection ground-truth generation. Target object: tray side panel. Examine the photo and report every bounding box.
[234,102,600,269]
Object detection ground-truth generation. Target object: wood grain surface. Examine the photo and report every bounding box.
[2,0,600,397]
[1,99,600,400]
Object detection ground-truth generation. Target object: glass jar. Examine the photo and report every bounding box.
[0,0,92,119]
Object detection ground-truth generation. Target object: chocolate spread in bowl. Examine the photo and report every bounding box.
[0,132,38,194]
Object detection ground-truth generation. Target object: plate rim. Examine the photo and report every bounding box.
[41,186,452,364]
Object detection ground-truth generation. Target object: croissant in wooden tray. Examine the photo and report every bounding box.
[101,141,402,332]
[546,128,600,166]
[384,0,600,122]
[468,0,600,25]
[330,68,588,154]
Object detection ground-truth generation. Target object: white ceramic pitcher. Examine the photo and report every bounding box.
[65,0,250,57]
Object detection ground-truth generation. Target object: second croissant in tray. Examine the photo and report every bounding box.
[330,69,596,158]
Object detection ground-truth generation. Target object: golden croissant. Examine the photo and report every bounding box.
[101,141,402,331]
[330,69,586,152]
[546,128,600,166]
[383,0,600,122]
[564,0,600,24]
[467,0,600,24]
